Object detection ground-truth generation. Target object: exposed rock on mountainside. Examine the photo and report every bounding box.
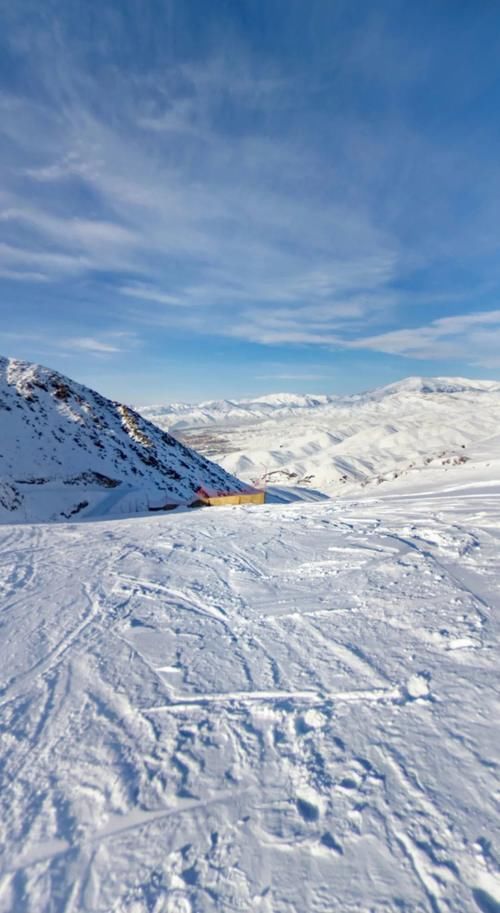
[0,356,247,522]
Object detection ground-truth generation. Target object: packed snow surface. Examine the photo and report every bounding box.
[1,481,499,911]
[0,356,247,523]
[140,377,500,496]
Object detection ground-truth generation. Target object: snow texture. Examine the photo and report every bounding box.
[2,368,500,911]
[0,356,247,523]
[1,483,500,911]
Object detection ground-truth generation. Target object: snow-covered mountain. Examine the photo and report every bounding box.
[139,377,500,429]
[139,392,340,428]
[0,357,247,522]
[139,376,500,496]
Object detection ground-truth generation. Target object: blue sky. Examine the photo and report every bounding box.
[2,0,500,403]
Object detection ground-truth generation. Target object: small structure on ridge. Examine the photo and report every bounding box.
[193,485,265,507]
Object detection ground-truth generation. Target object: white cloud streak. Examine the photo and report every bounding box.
[62,337,123,354]
[350,309,500,365]
[0,44,400,334]
[120,285,184,307]
[1,10,500,373]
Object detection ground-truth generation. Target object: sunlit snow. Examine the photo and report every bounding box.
[1,482,500,911]
[1,369,500,912]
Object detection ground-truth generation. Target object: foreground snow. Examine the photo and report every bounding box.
[1,486,500,912]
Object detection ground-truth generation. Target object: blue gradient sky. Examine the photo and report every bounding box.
[2,0,500,402]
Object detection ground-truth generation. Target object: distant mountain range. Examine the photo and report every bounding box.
[0,357,247,522]
[139,377,500,429]
[139,376,500,497]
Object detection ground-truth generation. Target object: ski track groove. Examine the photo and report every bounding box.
[0,583,102,707]
[144,685,402,712]
[383,529,493,621]
[293,614,391,688]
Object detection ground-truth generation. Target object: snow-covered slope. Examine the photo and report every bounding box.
[140,377,500,496]
[140,392,339,429]
[139,377,500,429]
[1,485,500,911]
[0,357,247,523]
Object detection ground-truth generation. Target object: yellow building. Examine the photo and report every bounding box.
[195,486,265,507]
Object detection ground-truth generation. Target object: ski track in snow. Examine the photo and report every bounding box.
[0,493,499,912]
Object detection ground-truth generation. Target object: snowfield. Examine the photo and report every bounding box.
[140,377,500,497]
[1,482,500,912]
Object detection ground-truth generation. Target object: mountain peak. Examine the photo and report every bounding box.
[0,356,247,522]
[364,376,500,399]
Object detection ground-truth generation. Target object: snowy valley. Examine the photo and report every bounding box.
[140,377,500,500]
[1,366,500,913]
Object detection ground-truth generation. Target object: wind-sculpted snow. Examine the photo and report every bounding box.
[141,376,500,497]
[1,488,499,911]
[0,356,247,522]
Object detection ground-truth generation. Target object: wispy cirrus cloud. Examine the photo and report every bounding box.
[62,337,123,355]
[120,285,184,307]
[350,309,500,366]
[1,207,137,247]
[0,20,401,337]
[0,240,90,279]
[0,203,140,281]
[60,330,140,357]
[21,152,102,183]
[2,0,500,396]
[0,329,136,363]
